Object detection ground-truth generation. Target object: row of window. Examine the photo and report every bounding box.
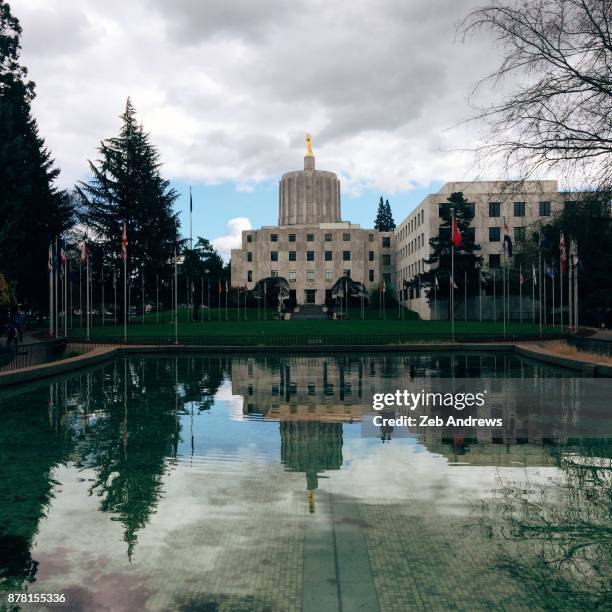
[249,269,385,283]
[398,209,425,241]
[438,201,551,218]
[248,250,392,264]
[247,233,392,247]
[397,233,425,260]
[488,226,526,242]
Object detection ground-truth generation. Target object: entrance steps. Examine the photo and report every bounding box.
[292,304,327,320]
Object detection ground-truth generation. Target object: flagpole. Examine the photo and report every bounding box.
[532,266,535,324]
[114,271,117,326]
[201,276,204,322]
[69,258,73,331]
[174,247,178,344]
[189,186,193,250]
[569,250,573,332]
[574,252,579,331]
[478,269,482,323]
[502,257,506,337]
[64,250,68,336]
[49,243,53,337]
[539,238,543,336]
[552,266,555,326]
[207,279,211,321]
[559,238,563,330]
[225,281,228,321]
[434,276,437,321]
[79,260,83,329]
[101,261,105,327]
[54,238,59,336]
[86,254,90,341]
[218,282,221,322]
[142,269,145,326]
[519,265,523,324]
[493,267,496,322]
[464,270,467,322]
[156,274,159,324]
[123,231,127,342]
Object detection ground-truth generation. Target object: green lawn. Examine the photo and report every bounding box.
[71,307,562,339]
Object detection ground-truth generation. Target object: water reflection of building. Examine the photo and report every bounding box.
[280,421,343,512]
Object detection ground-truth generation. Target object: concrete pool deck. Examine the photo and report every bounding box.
[1,339,611,388]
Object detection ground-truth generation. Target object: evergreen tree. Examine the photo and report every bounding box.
[0,1,73,314]
[420,192,482,300]
[374,196,396,231]
[77,99,179,307]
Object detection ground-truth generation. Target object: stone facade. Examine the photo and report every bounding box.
[394,180,566,319]
[231,154,394,305]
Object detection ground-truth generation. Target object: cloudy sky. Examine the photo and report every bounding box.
[13,0,510,258]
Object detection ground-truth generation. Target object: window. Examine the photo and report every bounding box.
[307,270,315,282]
[539,201,551,216]
[271,269,278,277]
[464,227,475,242]
[306,233,315,241]
[368,251,375,261]
[514,227,526,241]
[368,233,374,242]
[465,203,475,217]
[325,251,333,261]
[289,250,296,261]
[247,252,252,262]
[369,269,375,282]
[488,254,500,268]
[247,270,252,282]
[247,234,253,243]
[271,233,278,242]
[343,269,351,277]
[288,233,296,242]
[343,250,351,261]
[513,201,525,217]
[325,233,332,241]
[343,232,351,241]
[289,270,296,282]
[489,227,500,242]
[382,236,391,248]
[382,254,391,265]
[271,251,278,261]
[383,273,391,285]
[306,251,315,261]
[325,270,332,281]
[489,202,500,217]
[438,203,449,218]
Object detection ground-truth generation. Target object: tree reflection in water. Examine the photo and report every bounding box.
[476,440,612,609]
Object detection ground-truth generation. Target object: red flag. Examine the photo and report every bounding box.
[121,224,128,261]
[451,215,462,247]
[218,280,222,294]
[559,233,566,272]
[520,271,525,285]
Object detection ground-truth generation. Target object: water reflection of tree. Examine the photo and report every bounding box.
[0,384,73,592]
[73,358,181,559]
[477,440,612,609]
[180,356,227,411]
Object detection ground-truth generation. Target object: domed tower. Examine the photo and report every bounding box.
[278,134,341,226]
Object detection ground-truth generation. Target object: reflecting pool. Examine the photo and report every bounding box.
[0,352,610,611]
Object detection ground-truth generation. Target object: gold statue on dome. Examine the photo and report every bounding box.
[305,133,314,156]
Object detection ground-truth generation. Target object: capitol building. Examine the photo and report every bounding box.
[230,136,394,306]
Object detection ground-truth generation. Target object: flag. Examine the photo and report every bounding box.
[545,262,556,278]
[80,241,89,264]
[189,187,193,213]
[225,280,228,293]
[569,239,578,267]
[532,265,537,286]
[520,270,525,285]
[382,281,386,293]
[479,269,487,289]
[451,214,462,247]
[60,246,67,266]
[434,275,439,290]
[560,233,567,272]
[503,218,513,257]
[113,271,116,288]
[121,224,128,261]
[218,280,222,294]
[48,243,53,272]
[452,277,458,289]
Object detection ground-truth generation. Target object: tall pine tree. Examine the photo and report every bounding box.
[77,99,179,306]
[0,0,73,314]
[374,196,396,231]
[420,191,482,300]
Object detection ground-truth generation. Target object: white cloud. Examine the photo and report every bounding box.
[11,0,525,194]
[212,217,252,260]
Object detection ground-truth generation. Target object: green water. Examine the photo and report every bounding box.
[0,353,610,611]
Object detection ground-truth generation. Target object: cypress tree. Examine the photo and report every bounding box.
[374,197,396,231]
[77,99,179,307]
[0,1,73,314]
